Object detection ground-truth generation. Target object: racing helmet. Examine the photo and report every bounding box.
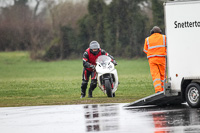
[89,41,100,55]
[89,41,100,49]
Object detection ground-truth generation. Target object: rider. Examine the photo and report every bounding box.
[81,41,117,98]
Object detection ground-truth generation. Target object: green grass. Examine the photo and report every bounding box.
[0,51,154,107]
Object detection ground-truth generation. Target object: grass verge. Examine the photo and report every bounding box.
[0,52,154,107]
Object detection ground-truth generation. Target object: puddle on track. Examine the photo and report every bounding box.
[0,103,200,133]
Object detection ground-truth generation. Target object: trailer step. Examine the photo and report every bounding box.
[124,92,184,107]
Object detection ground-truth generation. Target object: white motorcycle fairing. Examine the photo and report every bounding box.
[95,55,118,95]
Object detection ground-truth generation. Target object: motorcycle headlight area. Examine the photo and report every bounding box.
[108,62,113,69]
[100,62,112,69]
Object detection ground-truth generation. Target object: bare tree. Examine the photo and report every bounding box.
[0,0,14,7]
[0,0,88,59]
[42,0,88,59]
[33,0,42,19]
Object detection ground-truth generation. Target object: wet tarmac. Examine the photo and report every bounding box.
[0,103,200,133]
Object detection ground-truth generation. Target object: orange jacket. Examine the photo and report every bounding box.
[143,33,166,59]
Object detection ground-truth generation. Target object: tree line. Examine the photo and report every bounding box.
[0,0,173,60]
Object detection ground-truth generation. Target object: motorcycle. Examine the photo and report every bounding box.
[95,55,119,97]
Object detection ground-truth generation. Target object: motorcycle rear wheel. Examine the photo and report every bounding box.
[105,80,113,97]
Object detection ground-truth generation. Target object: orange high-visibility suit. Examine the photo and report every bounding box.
[143,33,166,93]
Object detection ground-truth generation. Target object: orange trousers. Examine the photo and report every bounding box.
[148,57,166,93]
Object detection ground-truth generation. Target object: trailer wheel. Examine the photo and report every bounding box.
[105,80,113,97]
[185,83,200,108]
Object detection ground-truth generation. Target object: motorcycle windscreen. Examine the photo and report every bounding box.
[96,55,111,65]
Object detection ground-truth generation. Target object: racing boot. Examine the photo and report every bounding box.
[88,89,93,98]
[88,80,97,98]
[80,89,86,98]
[80,80,88,98]
[80,93,85,98]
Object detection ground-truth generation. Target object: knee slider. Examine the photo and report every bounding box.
[90,79,97,89]
[91,79,97,85]
[81,80,88,89]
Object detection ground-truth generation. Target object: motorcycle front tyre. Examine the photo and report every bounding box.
[105,80,113,97]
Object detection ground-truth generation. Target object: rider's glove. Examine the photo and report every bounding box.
[90,65,95,70]
[112,60,117,66]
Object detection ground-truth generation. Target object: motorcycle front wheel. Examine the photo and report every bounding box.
[105,80,113,97]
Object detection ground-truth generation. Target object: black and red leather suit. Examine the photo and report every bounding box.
[81,48,115,97]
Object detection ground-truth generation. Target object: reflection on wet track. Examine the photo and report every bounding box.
[84,104,119,132]
[125,104,200,133]
[0,103,200,133]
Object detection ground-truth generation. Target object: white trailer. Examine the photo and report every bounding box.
[125,0,200,108]
[164,0,200,108]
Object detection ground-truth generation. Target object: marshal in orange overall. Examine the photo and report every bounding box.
[143,26,167,93]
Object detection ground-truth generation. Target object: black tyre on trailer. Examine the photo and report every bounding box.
[185,83,200,108]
